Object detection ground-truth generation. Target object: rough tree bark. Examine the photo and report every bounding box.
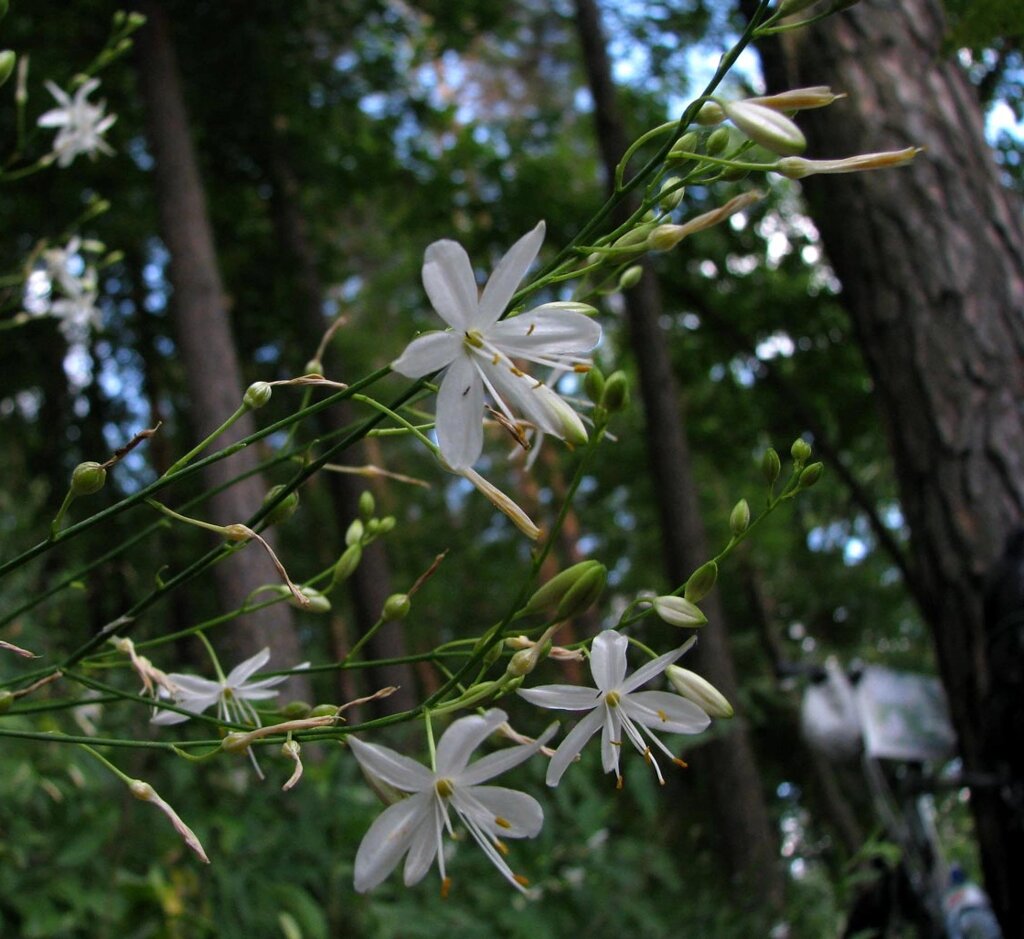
[136,1,308,688]
[573,0,784,908]
[752,1,1024,931]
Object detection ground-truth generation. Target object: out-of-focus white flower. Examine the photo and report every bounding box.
[518,629,709,787]
[349,708,555,894]
[392,222,601,469]
[37,78,116,167]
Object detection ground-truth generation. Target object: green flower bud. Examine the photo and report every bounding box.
[695,101,726,125]
[706,126,731,156]
[584,366,606,405]
[658,179,686,210]
[556,562,607,620]
[669,131,701,158]
[798,462,824,489]
[290,587,331,613]
[333,543,362,583]
[648,224,687,252]
[522,560,605,616]
[684,560,718,603]
[791,437,812,465]
[729,498,750,535]
[345,518,364,547]
[618,265,643,290]
[243,381,273,409]
[263,484,299,526]
[221,732,250,753]
[0,690,14,713]
[71,461,107,496]
[506,647,540,678]
[358,491,375,521]
[382,593,410,622]
[0,51,16,88]
[279,701,312,719]
[304,358,324,376]
[377,516,396,535]
[666,665,733,718]
[652,595,707,628]
[601,371,629,413]
[310,704,340,718]
[126,11,148,28]
[720,100,806,156]
[612,224,655,250]
[761,447,781,486]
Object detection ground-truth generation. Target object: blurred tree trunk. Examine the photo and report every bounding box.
[751,0,1024,931]
[573,0,784,908]
[136,1,308,690]
[265,135,416,712]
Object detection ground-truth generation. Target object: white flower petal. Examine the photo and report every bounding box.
[402,797,444,886]
[150,707,193,726]
[225,648,271,686]
[620,690,711,735]
[453,785,543,838]
[349,737,434,792]
[354,793,432,893]
[601,705,622,775]
[164,673,222,697]
[546,707,603,786]
[482,362,587,442]
[391,331,460,378]
[457,722,558,787]
[518,684,602,711]
[487,306,602,357]
[619,644,690,695]
[435,355,484,469]
[422,240,479,330]
[477,221,545,327]
[435,709,508,776]
[590,630,630,691]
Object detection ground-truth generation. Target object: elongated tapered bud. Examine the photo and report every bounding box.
[706,127,731,156]
[666,665,733,718]
[333,543,362,583]
[668,131,701,159]
[556,563,607,620]
[358,491,375,520]
[263,484,299,526]
[720,100,806,156]
[729,499,750,535]
[584,367,606,404]
[382,593,411,622]
[345,518,364,547]
[798,462,824,489]
[652,596,707,628]
[618,265,643,290]
[523,560,606,616]
[0,690,13,713]
[601,371,629,412]
[684,561,718,602]
[0,51,15,87]
[762,448,781,486]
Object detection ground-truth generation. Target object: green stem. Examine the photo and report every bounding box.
[163,404,249,476]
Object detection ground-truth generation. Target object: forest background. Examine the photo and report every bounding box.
[1,0,1022,937]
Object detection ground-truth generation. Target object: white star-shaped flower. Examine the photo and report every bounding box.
[518,629,710,787]
[150,647,299,727]
[392,221,602,469]
[38,78,116,168]
[349,708,555,894]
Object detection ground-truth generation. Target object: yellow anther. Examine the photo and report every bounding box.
[643,746,652,764]
[672,757,689,769]
[464,330,484,349]
[495,839,509,856]
[495,816,512,829]
[573,364,590,373]
[615,775,624,790]
[604,690,620,708]
[492,353,500,365]
[441,876,452,899]
[513,874,530,887]
[435,778,455,798]
[657,708,667,722]
[510,365,525,376]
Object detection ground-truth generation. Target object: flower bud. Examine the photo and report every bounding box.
[243,381,273,409]
[774,147,920,180]
[668,131,701,159]
[612,224,655,250]
[749,87,841,112]
[333,543,362,583]
[791,437,812,465]
[222,523,252,543]
[304,358,324,375]
[720,100,806,156]
[310,703,340,718]
[382,593,410,622]
[584,366,606,405]
[761,447,781,486]
[0,51,15,88]
[345,518,364,547]
[684,560,718,603]
[658,179,685,210]
[666,665,733,718]
[279,700,312,719]
[618,265,643,290]
[652,595,707,628]
[523,560,605,616]
[729,498,750,535]
[376,516,396,535]
[695,101,725,125]
[506,647,542,678]
[798,462,824,489]
[71,461,107,495]
[358,490,375,520]
[706,127,731,156]
[0,690,13,713]
[601,371,629,413]
[263,484,299,526]
[126,11,147,28]
[556,562,607,620]
[221,732,249,753]
[648,224,686,252]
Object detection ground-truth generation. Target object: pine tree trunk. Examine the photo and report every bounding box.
[752,1,1024,930]
[573,0,784,908]
[136,1,308,690]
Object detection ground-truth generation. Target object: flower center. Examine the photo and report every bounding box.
[604,690,620,708]
[463,329,485,349]
[435,778,455,799]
